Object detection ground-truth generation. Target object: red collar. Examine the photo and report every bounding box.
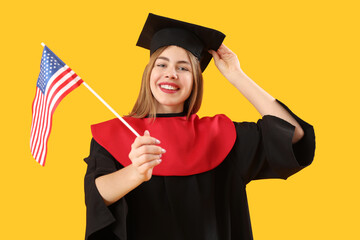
[91,114,236,176]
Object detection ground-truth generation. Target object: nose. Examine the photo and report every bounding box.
[165,67,178,80]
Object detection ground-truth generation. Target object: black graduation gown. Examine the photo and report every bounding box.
[83,100,315,240]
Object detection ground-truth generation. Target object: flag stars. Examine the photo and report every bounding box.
[37,46,66,93]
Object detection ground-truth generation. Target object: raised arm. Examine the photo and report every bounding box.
[209,44,304,143]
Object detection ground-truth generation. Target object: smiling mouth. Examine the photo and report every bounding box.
[160,84,179,90]
[158,82,180,93]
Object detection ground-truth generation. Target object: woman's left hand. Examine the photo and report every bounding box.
[209,44,243,81]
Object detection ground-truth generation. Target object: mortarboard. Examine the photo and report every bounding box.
[136,13,226,72]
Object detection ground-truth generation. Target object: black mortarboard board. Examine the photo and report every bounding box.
[136,13,226,72]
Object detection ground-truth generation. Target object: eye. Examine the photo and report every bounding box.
[156,63,166,68]
[178,66,189,71]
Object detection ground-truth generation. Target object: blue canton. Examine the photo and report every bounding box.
[36,46,66,94]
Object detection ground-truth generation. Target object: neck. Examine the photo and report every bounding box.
[155,103,184,114]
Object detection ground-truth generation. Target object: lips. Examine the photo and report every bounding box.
[159,82,180,93]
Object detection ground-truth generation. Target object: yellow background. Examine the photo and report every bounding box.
[1,0,359,239]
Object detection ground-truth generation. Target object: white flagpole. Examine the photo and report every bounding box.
[82,82,140,137]
[40,42,140,137]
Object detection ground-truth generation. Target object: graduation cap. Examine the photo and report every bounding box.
[136,13,226,72]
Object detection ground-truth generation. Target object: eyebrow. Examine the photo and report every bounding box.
[157,56,190,65]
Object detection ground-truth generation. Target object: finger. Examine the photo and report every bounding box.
[132,135,160,149]
[137,145,166,155]
[219,43,232,53]
[209,49,221,62]
[218,44,235,58]
[131,145,165,160]
[220,43,229,51]
[142,130,161,144]
[130,145,165,164]
[134,153,162,166]
[216,44,226,55]
[138,159,162,172]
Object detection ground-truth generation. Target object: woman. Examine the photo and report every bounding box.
[84,13,315,240]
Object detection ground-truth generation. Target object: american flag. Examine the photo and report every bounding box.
[30,45,83,166]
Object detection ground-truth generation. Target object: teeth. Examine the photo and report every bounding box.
[160,84,178,90]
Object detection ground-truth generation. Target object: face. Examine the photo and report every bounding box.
[150,45,194,113]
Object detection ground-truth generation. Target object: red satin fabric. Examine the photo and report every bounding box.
[91,114,236,176]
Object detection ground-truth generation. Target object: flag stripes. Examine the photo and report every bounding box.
[30,63,83,166]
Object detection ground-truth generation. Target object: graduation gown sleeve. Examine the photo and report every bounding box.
[232,99,315,184]
[84,139,126,240]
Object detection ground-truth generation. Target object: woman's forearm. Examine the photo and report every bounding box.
[95,164,144,206]
[95,131,163,206]
[228,70,304,143]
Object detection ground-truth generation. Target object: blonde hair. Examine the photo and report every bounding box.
[127,46,203,119]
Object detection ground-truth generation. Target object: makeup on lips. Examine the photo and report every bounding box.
[158,82,180,93]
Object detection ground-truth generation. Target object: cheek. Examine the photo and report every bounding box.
[186,76,194,93]
[150,72,162,98]
[149,71,156,89]
[150,80,156,96]
[150,70,161,86]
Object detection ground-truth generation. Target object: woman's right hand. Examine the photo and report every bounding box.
[128,130,165,182]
